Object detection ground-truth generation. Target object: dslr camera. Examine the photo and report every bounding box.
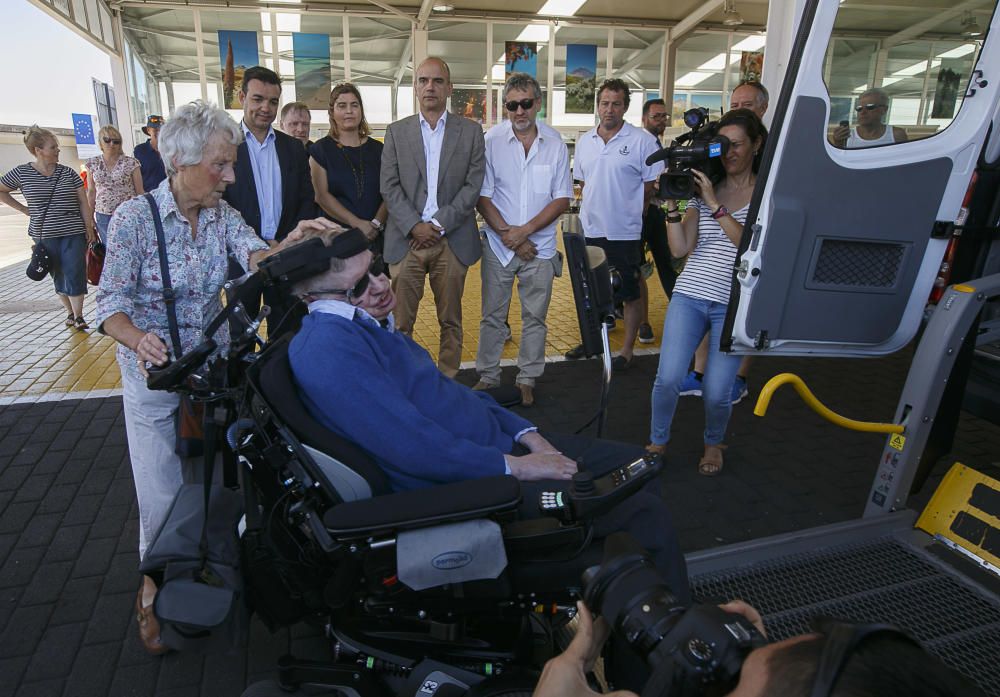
[583,534,765,697]
[646,107,730,200]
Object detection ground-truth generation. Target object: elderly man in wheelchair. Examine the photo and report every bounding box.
[148,225,689,697]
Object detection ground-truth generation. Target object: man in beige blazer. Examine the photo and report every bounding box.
[380,56,486,377]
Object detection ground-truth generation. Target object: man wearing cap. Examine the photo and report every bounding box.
[133,115,166,192]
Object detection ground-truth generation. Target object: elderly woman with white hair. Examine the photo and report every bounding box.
[96,100,331,655]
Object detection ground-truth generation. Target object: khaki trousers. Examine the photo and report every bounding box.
[390,241,469,378]
[476,243,556,387]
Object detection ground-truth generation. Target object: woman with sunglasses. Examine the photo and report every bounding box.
[85,125,143,244]
[310,83,388,255]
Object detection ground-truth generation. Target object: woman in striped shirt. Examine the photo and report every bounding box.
[648,109,767,476]
[0,126,97,329]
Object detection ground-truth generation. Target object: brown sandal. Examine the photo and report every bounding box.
[135,581,169,655]
[645,443,666,457]
[698,444,727,476]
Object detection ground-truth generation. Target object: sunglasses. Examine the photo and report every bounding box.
[505,98,536,112]
[854,103,885,112]
[102,137,122,145]
[322,254,386,301]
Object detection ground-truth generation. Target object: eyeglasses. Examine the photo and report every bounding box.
[320,254,386,302]
[505,98,536,112]
[854,103,886,112]
[102,137,122,145]
[648,113,668,120]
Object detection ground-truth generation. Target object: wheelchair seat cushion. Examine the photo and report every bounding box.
[323,475,521,536]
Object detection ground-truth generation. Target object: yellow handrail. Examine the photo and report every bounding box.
[754,372,904,435]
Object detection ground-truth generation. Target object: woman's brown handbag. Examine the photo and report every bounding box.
[86,241,105,286]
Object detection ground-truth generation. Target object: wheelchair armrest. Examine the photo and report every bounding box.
[323,475,521,537]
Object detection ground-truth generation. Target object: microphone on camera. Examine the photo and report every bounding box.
[645,147,671,167]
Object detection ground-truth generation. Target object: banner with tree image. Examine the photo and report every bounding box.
[505,42,538,78]
[565,44,597,114]
[219,30,259,109]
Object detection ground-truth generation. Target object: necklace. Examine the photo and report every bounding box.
[335,139,365,201]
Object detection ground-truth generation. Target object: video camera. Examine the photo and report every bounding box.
[646,108,730,200]
[583,533,765,697]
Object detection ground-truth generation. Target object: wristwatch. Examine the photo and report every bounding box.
[711,205,729,220]
[370,218,384,232]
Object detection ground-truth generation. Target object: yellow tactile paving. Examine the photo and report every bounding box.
[0,219,668,401]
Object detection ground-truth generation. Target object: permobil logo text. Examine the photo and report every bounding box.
[432,551,472,570]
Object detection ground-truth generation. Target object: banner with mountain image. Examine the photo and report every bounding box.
[505,42,538,78]
[293,33,331,109]
[219,30,259,109]
[565,44,597,114]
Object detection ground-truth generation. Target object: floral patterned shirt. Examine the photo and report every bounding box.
[96,179,268,379]
[86,155,141,214]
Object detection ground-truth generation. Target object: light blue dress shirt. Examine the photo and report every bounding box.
[241,121,283,241]
[418,110,447,234]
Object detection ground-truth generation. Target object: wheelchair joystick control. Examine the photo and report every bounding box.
[571,471,596,495]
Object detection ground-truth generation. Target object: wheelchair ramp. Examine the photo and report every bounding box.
[687,515,1000,695]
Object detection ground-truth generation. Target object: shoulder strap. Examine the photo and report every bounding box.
[143,193,183,358]
[35,166,65,236]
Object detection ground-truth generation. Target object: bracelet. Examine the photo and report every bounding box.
[665,207,680,215]
[666,213,682,224]
[711,205,729,220]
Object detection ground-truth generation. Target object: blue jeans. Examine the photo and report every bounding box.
[650,292,742,446]
[44,233,87,296]
[94,212,112,245]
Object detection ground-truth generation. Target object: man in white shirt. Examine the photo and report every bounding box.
[473,73,572,406]
[380,57,486,377]
[566,79,663,370]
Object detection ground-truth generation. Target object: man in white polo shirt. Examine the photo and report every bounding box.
[566,78,663,370]
[474,73,573,406]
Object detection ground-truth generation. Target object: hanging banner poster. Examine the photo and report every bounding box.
[451,89,489,124]
[565,44,597,114]
[219,30,259,109]
[505,42,538,78]
[293,33,331,109]
[740,50,764,83]
[71,113,101,158]
[931,59,963,119]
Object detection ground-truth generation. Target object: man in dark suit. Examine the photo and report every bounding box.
[223,66,316,337]
[380,56,486,378]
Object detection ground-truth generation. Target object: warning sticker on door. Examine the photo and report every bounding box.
[889,434,906,451]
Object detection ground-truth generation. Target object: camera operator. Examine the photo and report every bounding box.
[647,109,767,477]
[533,599,984,697]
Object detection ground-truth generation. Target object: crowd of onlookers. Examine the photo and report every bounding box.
[0,54,924,658]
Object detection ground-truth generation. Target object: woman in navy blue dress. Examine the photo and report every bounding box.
[309,83,387,255]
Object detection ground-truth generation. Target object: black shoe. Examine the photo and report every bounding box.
[565,344,586,360]
[611,355,633,372]
[638,322,655,344]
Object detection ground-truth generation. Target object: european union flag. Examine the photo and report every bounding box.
[72,113,95,144]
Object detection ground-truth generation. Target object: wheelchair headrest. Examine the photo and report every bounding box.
[247,335,392,496]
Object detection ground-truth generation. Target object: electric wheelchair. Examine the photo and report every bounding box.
[148,238,665,697]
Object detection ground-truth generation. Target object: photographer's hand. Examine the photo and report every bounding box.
[533,602,638,697]
[691,170,719,210]
[718,600,767,638]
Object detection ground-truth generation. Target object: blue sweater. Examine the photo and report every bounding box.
[289,311,534,491]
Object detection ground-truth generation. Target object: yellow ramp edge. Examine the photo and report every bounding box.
[916,462,1000,572]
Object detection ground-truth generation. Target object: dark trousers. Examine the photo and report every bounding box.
[515,432,690,605]
[642,204,677,299]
